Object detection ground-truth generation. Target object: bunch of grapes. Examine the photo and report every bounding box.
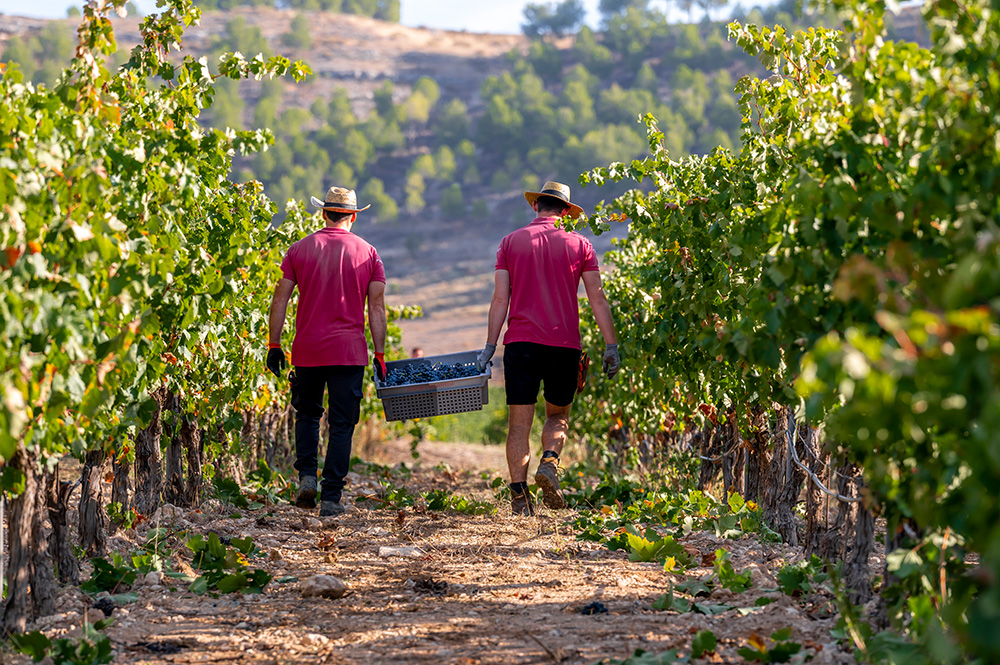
[382,362,481,387]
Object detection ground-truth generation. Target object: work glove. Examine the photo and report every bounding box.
[373,352,387,382]
[477,343,497,371]
[602,343,620,380]
[266,346,286,378]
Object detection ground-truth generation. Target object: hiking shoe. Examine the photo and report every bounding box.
[534,460,565,509]
[295,476,317,509]
[319,501,345,517]
[510,484,535,516]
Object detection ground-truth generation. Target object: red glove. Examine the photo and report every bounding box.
[373,352,386,382]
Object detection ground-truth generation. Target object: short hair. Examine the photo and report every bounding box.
[323,209,354,224]
[535,195,569,215]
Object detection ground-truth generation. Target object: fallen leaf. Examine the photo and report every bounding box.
[748,633,767,653]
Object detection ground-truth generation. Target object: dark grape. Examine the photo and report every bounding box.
[382,362,481,387]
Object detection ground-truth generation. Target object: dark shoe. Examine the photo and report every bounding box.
[510,483,534,516]
[295,476,317,509]
[534,460,565,509]
[319,501,345,517]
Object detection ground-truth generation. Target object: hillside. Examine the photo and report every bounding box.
[0,4,926,357]
[0,9,523,115]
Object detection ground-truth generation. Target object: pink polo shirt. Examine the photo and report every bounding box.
[495,217,600,350]
[280,228,385,367]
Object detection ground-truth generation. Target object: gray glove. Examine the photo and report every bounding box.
[603,343,620,379]
[477,343,497,371]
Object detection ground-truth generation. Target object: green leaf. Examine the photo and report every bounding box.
[0,467,26,494]
[652,587,691,613]
[245,569,272,593]
[885,549,923,579]
[625,526,692,566]
[109,593,139,605]
[692,602,732,615]
[766,641,802,662]
[92,618,115,631]
[11,631,52,661]
[770,627,793,642]
[690,629,716,658]
[165,572,195,582]
[190,576,209,595]
[675,578,712,597]
[215,572,248,594]
[229,537,256,555]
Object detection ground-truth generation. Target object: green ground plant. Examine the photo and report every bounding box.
[80,556,137,594]
[776,555,829,598]
[11,620,114,665]
[690,629,717,658]
[186,533,271,595]
[713,548,752,593]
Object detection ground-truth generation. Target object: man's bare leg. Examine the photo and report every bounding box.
[541,401,571,457]
[535,401,571,509]
[506,404,536,515]
[506,404,535,483]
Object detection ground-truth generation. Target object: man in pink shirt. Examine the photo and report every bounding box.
[478,181,620,516]
[267,186,388,517]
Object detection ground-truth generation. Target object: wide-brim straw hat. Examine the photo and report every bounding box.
[524,181,584,219]
[310,186,371,213]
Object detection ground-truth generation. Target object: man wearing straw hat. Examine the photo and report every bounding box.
[478,181,620,516]
[267,186,388,517]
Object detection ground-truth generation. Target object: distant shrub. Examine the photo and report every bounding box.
[440,184,466,218]
[281,13,312,50]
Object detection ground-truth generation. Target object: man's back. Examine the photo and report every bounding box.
[496,217,599,350]
[281,228,385,366]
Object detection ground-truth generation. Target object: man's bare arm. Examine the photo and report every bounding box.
[268,278,296,346]
[486,270,511,346]
[367,281,387,354]
[582,270,618,345]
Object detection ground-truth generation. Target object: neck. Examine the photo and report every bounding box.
[325,221,352,231]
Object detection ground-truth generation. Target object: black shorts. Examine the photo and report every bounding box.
[503,342,581,407]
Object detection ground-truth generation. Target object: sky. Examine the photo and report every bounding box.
[0,0,743,33]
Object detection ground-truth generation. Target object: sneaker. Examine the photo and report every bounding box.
[534,459,565,509]
[510,483,535,516]
[319,501,345,517]
[295,476,317,509]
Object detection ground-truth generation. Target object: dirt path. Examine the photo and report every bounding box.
[7,442,856,665]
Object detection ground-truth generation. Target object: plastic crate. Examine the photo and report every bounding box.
[374,350,491,422]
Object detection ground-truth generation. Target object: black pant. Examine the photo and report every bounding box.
[290,365,365,502]
[503,342,581,407]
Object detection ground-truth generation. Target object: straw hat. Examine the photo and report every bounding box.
[524,181,584,219]
[310,186,371,213]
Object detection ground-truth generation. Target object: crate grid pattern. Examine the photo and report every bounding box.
[382,384,489,421]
